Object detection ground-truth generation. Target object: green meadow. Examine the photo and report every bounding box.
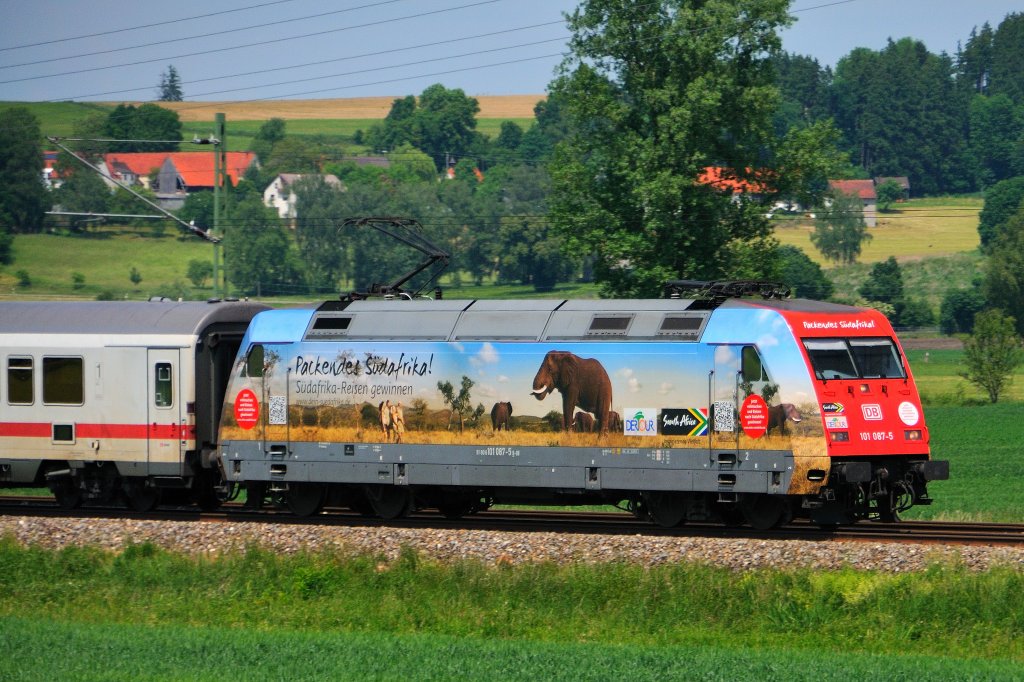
[1,540,1021,680]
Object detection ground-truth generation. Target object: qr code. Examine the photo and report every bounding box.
[268,396,287,425]
[713,401,735,432]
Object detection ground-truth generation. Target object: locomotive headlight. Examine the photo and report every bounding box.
[904,429,923,441]
[859,384,869,393]
[830,431,850,442]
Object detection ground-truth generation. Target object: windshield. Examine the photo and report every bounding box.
[803,337,905,380]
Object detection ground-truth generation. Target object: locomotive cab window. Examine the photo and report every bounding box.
[803,338,904,380]
[42,357,83,405]
[7,357,33,405]
[849,338,905,379]
[154,362,173,407]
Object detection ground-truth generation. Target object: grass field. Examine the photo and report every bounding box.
[1,540,1021,679]
[772,196,982,265]
[3,96,542,148]
[180,117,537,151]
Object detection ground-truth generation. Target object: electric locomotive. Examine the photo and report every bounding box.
[0,299,269,510]
[217,282,947,528]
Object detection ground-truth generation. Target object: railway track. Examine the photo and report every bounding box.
[2,495,1022,547]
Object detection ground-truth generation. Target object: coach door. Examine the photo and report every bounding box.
[147,348,183,474]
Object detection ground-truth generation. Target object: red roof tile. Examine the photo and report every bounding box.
[697,167,768,194]
[829,179,876,200]
[104,152,257,188]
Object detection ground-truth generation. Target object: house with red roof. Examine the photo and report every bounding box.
[828,179,877,227]
[101,152,259,210]
[697,167,770,197]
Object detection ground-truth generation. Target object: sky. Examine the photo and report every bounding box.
[0,0,1019,103]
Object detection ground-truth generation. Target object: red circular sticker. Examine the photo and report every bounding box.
[234,389,259,430]
[740,394,768,439]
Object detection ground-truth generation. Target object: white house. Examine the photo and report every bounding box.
[264,173,342,223]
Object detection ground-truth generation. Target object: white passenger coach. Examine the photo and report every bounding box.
[0,300,268,510]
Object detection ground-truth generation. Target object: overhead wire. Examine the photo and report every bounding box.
[0,0,305,53]
[0,0,416,70]
[0,0,504,85]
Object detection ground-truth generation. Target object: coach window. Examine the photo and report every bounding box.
[7,357,33,405]
[155,362,173,407]
[42,357,84,405]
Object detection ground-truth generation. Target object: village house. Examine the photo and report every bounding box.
[263,173,343,223]
[873,176,911,201]
[828,179,877,227]
[100,152,259,210]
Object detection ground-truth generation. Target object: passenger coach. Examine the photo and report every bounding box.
[0,300,268,510]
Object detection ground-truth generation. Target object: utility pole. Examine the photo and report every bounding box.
[212,113,227,297]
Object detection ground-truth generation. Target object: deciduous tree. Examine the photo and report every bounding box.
[0,107,48,234]
[961,309,1022,403]
[984,204,1024,335]
[547,0,797,297]
[810,191,871,264]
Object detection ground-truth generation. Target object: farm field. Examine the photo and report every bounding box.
[0,541,1021,680]
[124,95,545,121]
[772,196,982,264]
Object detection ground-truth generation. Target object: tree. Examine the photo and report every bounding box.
[413,84,481,170]
[249,118,286,162]
[54,151,110,231]
[103,104,182,152]
[960,309,1022,403]
[225,196,297,296]
[989,12,1024,104]
[978,176,1024,249]
[940,286,986,334]
[158,65,183,101]
[547,0,798,298]
[777,245,833,300]
[0,107,48,234]
[186,259,213,288]
[0,226,12,265]
[832,38,971,195]
[129,266,142,287]
[810,191,871,264]
[968,94,1022,187]
[437,376,474,432]
[859,256,903,305]
[293,175,346,293]
[771,51,832,132]
[875,179,904,211]
[178,191,215,231]
[957,23,994,95]
[984,204,1024,335]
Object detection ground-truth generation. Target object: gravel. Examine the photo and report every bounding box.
[2,516,1023,572]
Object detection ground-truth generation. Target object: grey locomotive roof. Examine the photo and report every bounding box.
[0,300,270,335]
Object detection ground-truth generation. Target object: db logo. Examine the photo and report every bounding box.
[861,404,883,421]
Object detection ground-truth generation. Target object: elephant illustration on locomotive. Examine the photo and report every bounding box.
[227,338,817,451]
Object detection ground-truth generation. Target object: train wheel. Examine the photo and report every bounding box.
[643,491,687,528]
[123,478,161,512]
[48,475,82,510]
[364,485,411,520]
[739,494,792,530]
[286,483,326,517]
